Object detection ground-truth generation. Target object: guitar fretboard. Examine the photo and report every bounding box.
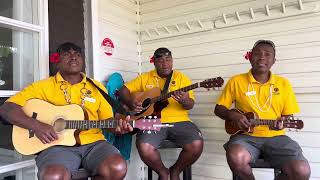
[151,82,200,103]
[65,119,133,129]
[250,119,276,126]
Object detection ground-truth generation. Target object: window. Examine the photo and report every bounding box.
[0,0,48,96]
[0,0,39,24]
[0,0,48,179]
[0,27,39,91]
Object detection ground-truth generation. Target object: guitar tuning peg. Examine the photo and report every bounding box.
[147,130,151,134]
[153,116,157,119]
[148,116,152,119]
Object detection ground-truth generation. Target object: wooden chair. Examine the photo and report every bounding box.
[147,140,192,180]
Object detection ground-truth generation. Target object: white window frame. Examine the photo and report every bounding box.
[0,0,49,97]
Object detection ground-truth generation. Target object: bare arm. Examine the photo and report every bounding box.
[214,104,231,121]
[118,86,134,107]
[181,97,194,110]
[0,102,38,129]
[119,86,143,112]
[171,91,194,110]
[0,102,58,143]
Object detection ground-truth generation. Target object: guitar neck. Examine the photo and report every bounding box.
[65,119,133,129]
[152,82,199,103]
[250,119,276,126]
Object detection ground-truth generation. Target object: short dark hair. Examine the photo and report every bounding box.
[56,42,82,54]
[153,47,172,58]
[252,40,276,56]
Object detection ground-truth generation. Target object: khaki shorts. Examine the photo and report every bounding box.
[136,121,203,148]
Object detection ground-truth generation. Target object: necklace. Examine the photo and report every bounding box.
[60,82,91,108]
[247,82,273,112]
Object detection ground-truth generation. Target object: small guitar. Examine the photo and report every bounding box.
[130,77,224,120]
[225,110,304,135]
[13,99,167,155]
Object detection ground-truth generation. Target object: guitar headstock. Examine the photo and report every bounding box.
[134,116,162,132]
[283,117,304,129]
[200,77,224,89]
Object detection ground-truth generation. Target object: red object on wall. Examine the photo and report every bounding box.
[101,38,114,56]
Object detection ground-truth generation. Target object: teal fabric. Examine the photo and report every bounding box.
[103,73,132,160]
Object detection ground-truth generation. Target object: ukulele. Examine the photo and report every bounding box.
[225,110,303,135]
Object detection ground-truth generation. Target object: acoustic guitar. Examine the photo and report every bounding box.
[225,110,304,135]
[12,99,166,155]
[130,77,224,120]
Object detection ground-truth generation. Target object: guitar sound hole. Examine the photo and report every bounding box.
[142,98,151,108]
[53,118,67,133]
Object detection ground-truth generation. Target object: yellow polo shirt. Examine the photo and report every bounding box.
[7,72,113,145]
[217,70,299,137]
[125,69,195,123]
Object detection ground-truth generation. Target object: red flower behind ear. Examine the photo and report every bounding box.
[150,56,155,63]
[49,52,60,63]
[244,51,252,60]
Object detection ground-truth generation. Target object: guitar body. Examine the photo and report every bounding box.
[131,87,166,120]
[153,101,169,118]
[12,99,85,155]
[225,111,256,135]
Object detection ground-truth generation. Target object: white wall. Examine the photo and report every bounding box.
[139,0,320,179]
[90,1,143,180]
[91,0,140,83]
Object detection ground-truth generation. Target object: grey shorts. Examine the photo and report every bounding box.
[36,140,120,178]
[136,121,203,148]
[224,134,308,168]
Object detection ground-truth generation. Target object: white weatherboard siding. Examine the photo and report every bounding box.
[92,0,139,83]
[139,0,320,179]
[91,1,142,180]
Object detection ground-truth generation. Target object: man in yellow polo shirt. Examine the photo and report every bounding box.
[215,40,310,180]
[119,48,203,180]
[0,42,133,180]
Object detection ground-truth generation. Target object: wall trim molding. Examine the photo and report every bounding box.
[140,1,319,41]
[215,1,319,29]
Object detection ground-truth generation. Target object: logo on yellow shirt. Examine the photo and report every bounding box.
[273,87,280,95]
